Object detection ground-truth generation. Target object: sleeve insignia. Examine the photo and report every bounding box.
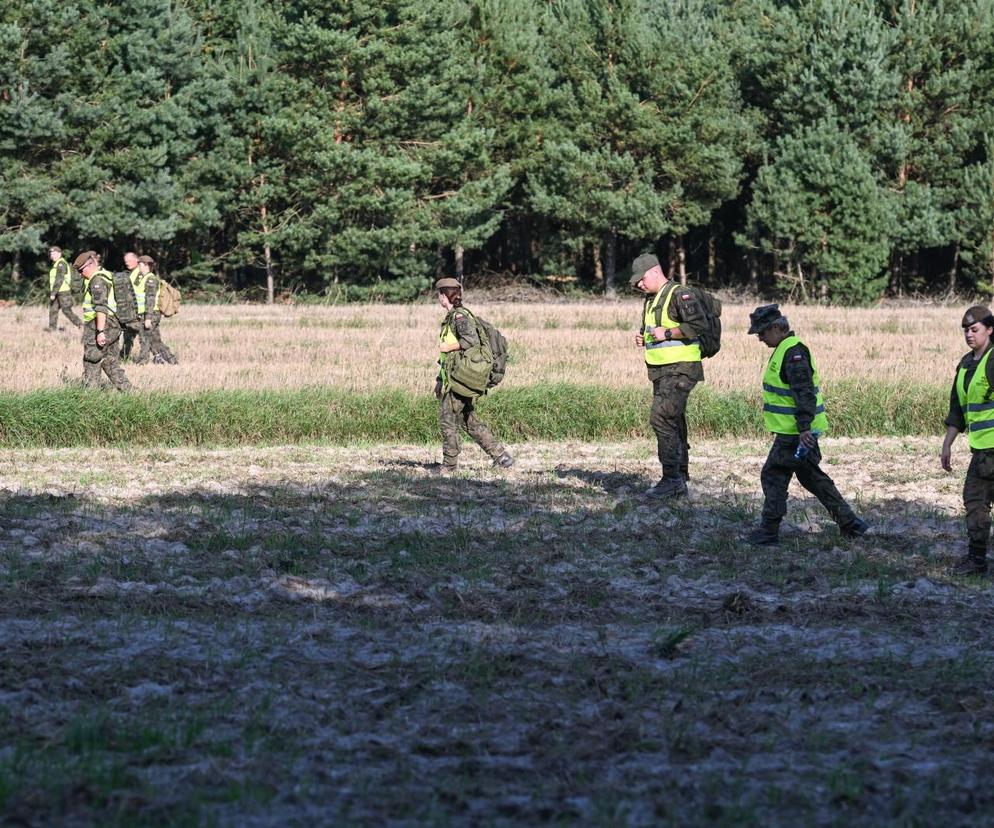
[681,293,691,300]
[790,354,804,361]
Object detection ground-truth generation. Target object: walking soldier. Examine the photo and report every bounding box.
[46,246,82,330]
[75,250,132,392]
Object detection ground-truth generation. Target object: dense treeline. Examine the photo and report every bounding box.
[2,0,994,302]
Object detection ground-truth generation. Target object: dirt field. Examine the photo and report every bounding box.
[11,300,965,394]
[3,436,993,825]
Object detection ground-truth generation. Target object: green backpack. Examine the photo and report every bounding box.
[652,282,723,358]
[445,307,508,396]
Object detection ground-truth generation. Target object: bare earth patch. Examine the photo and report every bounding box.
[2,437,992,825]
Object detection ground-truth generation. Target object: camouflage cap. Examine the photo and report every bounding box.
[962,305,994,329]
[629,253,660,287]
[748,303,784,335]
[137,255,155,265]
[73,250,98,270]
[435,277,462,290]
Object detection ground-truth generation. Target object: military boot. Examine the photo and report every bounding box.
[746,521,780,546]
[840,517,870,539]
[644,475,688,499]
[952,548,988,576]
[495,452,514,469]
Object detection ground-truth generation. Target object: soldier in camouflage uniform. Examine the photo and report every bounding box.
[631,253,706,499]
[940,306,994,575]
[75,250,132,392]
[119,251,144,362]
[746,304,867,545]
[434,277,512,473]
[134,255,177,365]
[46,246,82,330]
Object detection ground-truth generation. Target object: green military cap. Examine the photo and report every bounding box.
[629,253,660,287]
[748,303,784,334]
[962,305,994,328]
[73,250,98,270]
[435,277,462,290]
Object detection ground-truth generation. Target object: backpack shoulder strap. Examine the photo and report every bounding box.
[654,281,679,327]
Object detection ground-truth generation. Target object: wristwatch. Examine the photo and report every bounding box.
[664,328,673,341]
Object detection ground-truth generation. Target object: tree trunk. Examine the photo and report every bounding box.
[11,249,20,285]
[261,200,274,305]
[707,233,716,286]
[748,252,758,294]
[816,265,827,301]
[454,245,464,282]
[592,240,603,287]
[677,235,687,285]
[890,252,903,297]
[668,236,676,278]
[948,243,960,295]
[603,229,616,296]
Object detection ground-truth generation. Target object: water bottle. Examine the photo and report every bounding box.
[794,430,821,460]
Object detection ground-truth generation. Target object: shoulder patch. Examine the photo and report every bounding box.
[454,313,466,321]
[680,293,692,300]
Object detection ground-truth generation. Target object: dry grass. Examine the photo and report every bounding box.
[2,437,993,824]
[8,300,966,394]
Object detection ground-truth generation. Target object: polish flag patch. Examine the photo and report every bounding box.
[681,293,691,300]
[790,354,804,362]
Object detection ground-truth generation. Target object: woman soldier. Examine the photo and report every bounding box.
[434,277,513,473]
[941,306,994,575]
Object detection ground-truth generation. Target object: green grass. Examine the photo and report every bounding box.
[0,380,946,447]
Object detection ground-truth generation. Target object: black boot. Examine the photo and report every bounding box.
[952,547,988,576]
[747,521,780,546]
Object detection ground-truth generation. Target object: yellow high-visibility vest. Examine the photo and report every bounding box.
[642,286,702,366]
[82,269,117,322]
[957,348,994,450]
[762,335,829,435]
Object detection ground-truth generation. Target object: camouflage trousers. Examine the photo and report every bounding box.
[121,313,176,363]
[439,390,505,469]
[964,450,994,557]
[650,371,699,479]
[760,434,857,528]
[48,293,82,329]
[82,321,132,391]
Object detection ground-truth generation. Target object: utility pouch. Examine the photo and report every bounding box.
[975,450,994,481]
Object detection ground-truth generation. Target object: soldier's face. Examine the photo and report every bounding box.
[636,266,665,294]
[965,322,993,352]
[49,249,59,262]
[124,254,138,270]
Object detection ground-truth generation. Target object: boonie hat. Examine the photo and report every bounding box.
[629,253,660,287]
[962,306,994,328]
[435,277,462,290]
[748,303,784,335]
[73,250,97,270]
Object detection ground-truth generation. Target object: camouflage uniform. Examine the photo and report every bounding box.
[48,258,82,330]
[82,273,132,392]
[758,336,858,533]
[647,291,706,481]
[945,349,994,562]
[438,308,506,470]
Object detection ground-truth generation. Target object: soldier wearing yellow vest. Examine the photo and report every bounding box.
[630,253,706,498]
[747,304,866,545]
[74,250,132,392]
[940,306,994,575]
[119,251,144,362]
[46,246,82,330]
[434,277,512,473]
[135,255,177,364]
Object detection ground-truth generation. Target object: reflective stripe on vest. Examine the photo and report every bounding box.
[82,270,117,322]
[49,258,71,293]
[438,317,459,385]
[956,349,994,449]
[762,335,829,435]
[642,286,702,365]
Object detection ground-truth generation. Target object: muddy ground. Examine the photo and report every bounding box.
[1,437,992,826]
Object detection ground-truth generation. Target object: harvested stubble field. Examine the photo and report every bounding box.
[5,301,966,395]
[3,437,994,825]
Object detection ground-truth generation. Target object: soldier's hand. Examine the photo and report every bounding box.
[635,333,644,347]
[95,331,106,348]
[799,430,817,449]
[144,320,152,330]
[49,293,55,302]
[940,446,953,472]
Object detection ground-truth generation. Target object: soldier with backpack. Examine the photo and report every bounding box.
[434,277,513,473]
[134,255,178,365]
[631,253,721,499]
[74,250,132,392]
[46,246,82,331]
